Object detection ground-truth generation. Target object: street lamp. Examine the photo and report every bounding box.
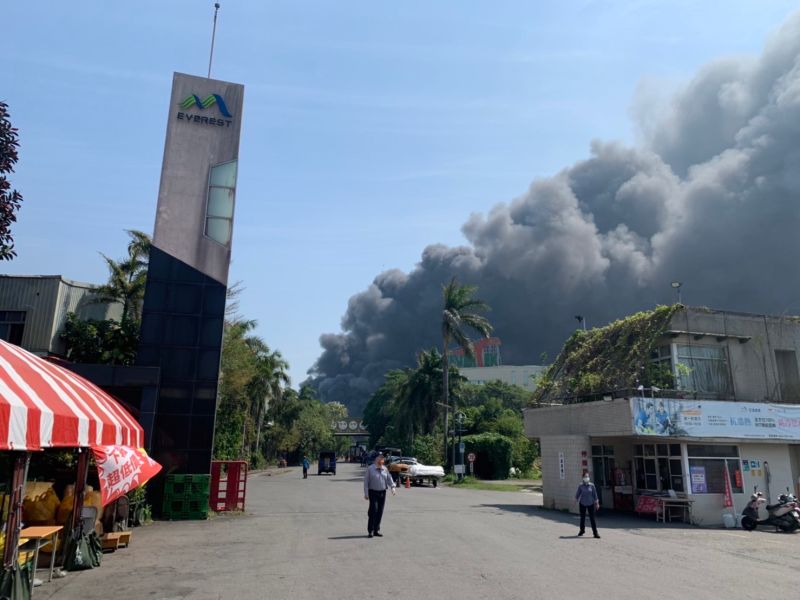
[574,315,587,331]
[671,281,683,304]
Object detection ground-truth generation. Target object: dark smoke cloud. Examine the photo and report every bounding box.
[308,14,800,415]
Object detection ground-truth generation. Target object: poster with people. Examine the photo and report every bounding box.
[630,398,800,440]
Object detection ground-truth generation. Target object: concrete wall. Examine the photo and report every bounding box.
[789,445,800,496]
[524,399,634,438]
[152,72,244,286]
[669,307,800,402]
[460,365,546,391]
[688,443,794,527]
[539,434,591,511]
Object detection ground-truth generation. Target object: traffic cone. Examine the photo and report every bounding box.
[405,475,410,489]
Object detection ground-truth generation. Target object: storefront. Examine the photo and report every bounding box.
[525,397,800,527]
[0,339,160,598]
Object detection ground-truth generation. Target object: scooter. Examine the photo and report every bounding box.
[741,486,800,532]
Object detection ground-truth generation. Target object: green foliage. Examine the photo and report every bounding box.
[511,437,538,475]
[411,434,442,465]
[362,350,464,450]
[262,385,342,462]
[60,230,152,365]
[60,313,140,365]
[93,230,151,325]
[0,101,23,260]
[213,318,292,465]
[461,433,513,480]
[534,305,681,403]
[459,380,532,411]
[441,278,493,359]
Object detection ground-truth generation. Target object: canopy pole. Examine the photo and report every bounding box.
[69,449,90,537]
[3,452,30,570]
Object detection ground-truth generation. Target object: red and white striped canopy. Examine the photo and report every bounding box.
[0,339,143,451]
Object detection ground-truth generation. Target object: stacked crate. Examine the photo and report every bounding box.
[162,474,210,520]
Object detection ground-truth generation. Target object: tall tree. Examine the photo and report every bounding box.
[397,349,445,442]
[246,337,290,458]
[440,277,492,462]
[0,102,23,260]
[93,230,152,324]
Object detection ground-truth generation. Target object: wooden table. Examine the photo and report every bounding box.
[657,498,694,523]
[19,525,63,594]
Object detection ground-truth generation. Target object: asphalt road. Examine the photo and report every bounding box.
[46,463,798,600]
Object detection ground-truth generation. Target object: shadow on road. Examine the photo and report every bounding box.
[328,535,369,540]
[477,504,704,531]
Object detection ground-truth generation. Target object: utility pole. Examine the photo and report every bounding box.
[208,3,221,79]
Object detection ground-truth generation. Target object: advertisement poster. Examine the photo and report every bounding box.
[92,445,162,506]
[690,465,707,493]
[630,398,800,439]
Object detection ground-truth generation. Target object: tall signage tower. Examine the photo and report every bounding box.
[137,72,244,478]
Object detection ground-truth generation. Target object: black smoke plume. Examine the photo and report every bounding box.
[308,14,800,415]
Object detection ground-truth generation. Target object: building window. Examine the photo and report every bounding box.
[482,344,500,367]
[205,160,237,246]
[0,311,26,346]
[591,445,615,488]
[675,345,732,397]
[775,350,800,402]
[450,352,476,368]
[649,345,674,385]
[634,443,683,492]
[687,445,742,494]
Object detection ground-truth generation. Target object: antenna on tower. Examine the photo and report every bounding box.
[207,2,221,79]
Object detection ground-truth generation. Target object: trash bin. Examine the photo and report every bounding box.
[722,513,736,528]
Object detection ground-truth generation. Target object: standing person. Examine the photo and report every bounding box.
[574,473,601,538]
[363,453,396,538]
[302,456,310,479]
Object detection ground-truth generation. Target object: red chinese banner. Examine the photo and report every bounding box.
[91,445,163,506]
[723,465,734,508]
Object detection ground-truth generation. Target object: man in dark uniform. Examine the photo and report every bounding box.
[363,453,396,537]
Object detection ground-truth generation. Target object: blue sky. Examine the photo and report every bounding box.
[3,1,798,385]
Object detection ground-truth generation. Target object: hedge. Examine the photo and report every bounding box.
[461,433,513,480]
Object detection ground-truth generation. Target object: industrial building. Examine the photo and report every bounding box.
[0,274,121,355]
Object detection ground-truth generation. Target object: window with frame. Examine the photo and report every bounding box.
[591,445,615,488]
[482,344,500,367]
[634,443,683,492]
[686,444,742,494]
[205,160,237,246]
[675,345,732,396]
[0,311,26,346]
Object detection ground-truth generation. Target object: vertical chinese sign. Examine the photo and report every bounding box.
[723,465,734,508]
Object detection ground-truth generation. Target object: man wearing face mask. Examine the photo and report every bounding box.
[363,453,396,538]
[574,472,601,538]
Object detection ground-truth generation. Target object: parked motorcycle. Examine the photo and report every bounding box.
[741,487,800,532]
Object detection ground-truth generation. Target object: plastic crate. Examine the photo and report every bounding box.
[163,510,208,521]
[164,474,210,499]
[162,494,209,520]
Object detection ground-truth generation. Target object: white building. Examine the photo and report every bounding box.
[525,306,800,527]
[460,365,546,391]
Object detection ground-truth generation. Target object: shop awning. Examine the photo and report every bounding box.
[0,340,143,451]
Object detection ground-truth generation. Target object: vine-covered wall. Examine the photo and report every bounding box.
[534,305,682,403]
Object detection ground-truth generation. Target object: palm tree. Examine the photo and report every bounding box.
[93,230,151,324]
[248,342,291,458]
[440,277,492,463]
[397,349,444,442]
